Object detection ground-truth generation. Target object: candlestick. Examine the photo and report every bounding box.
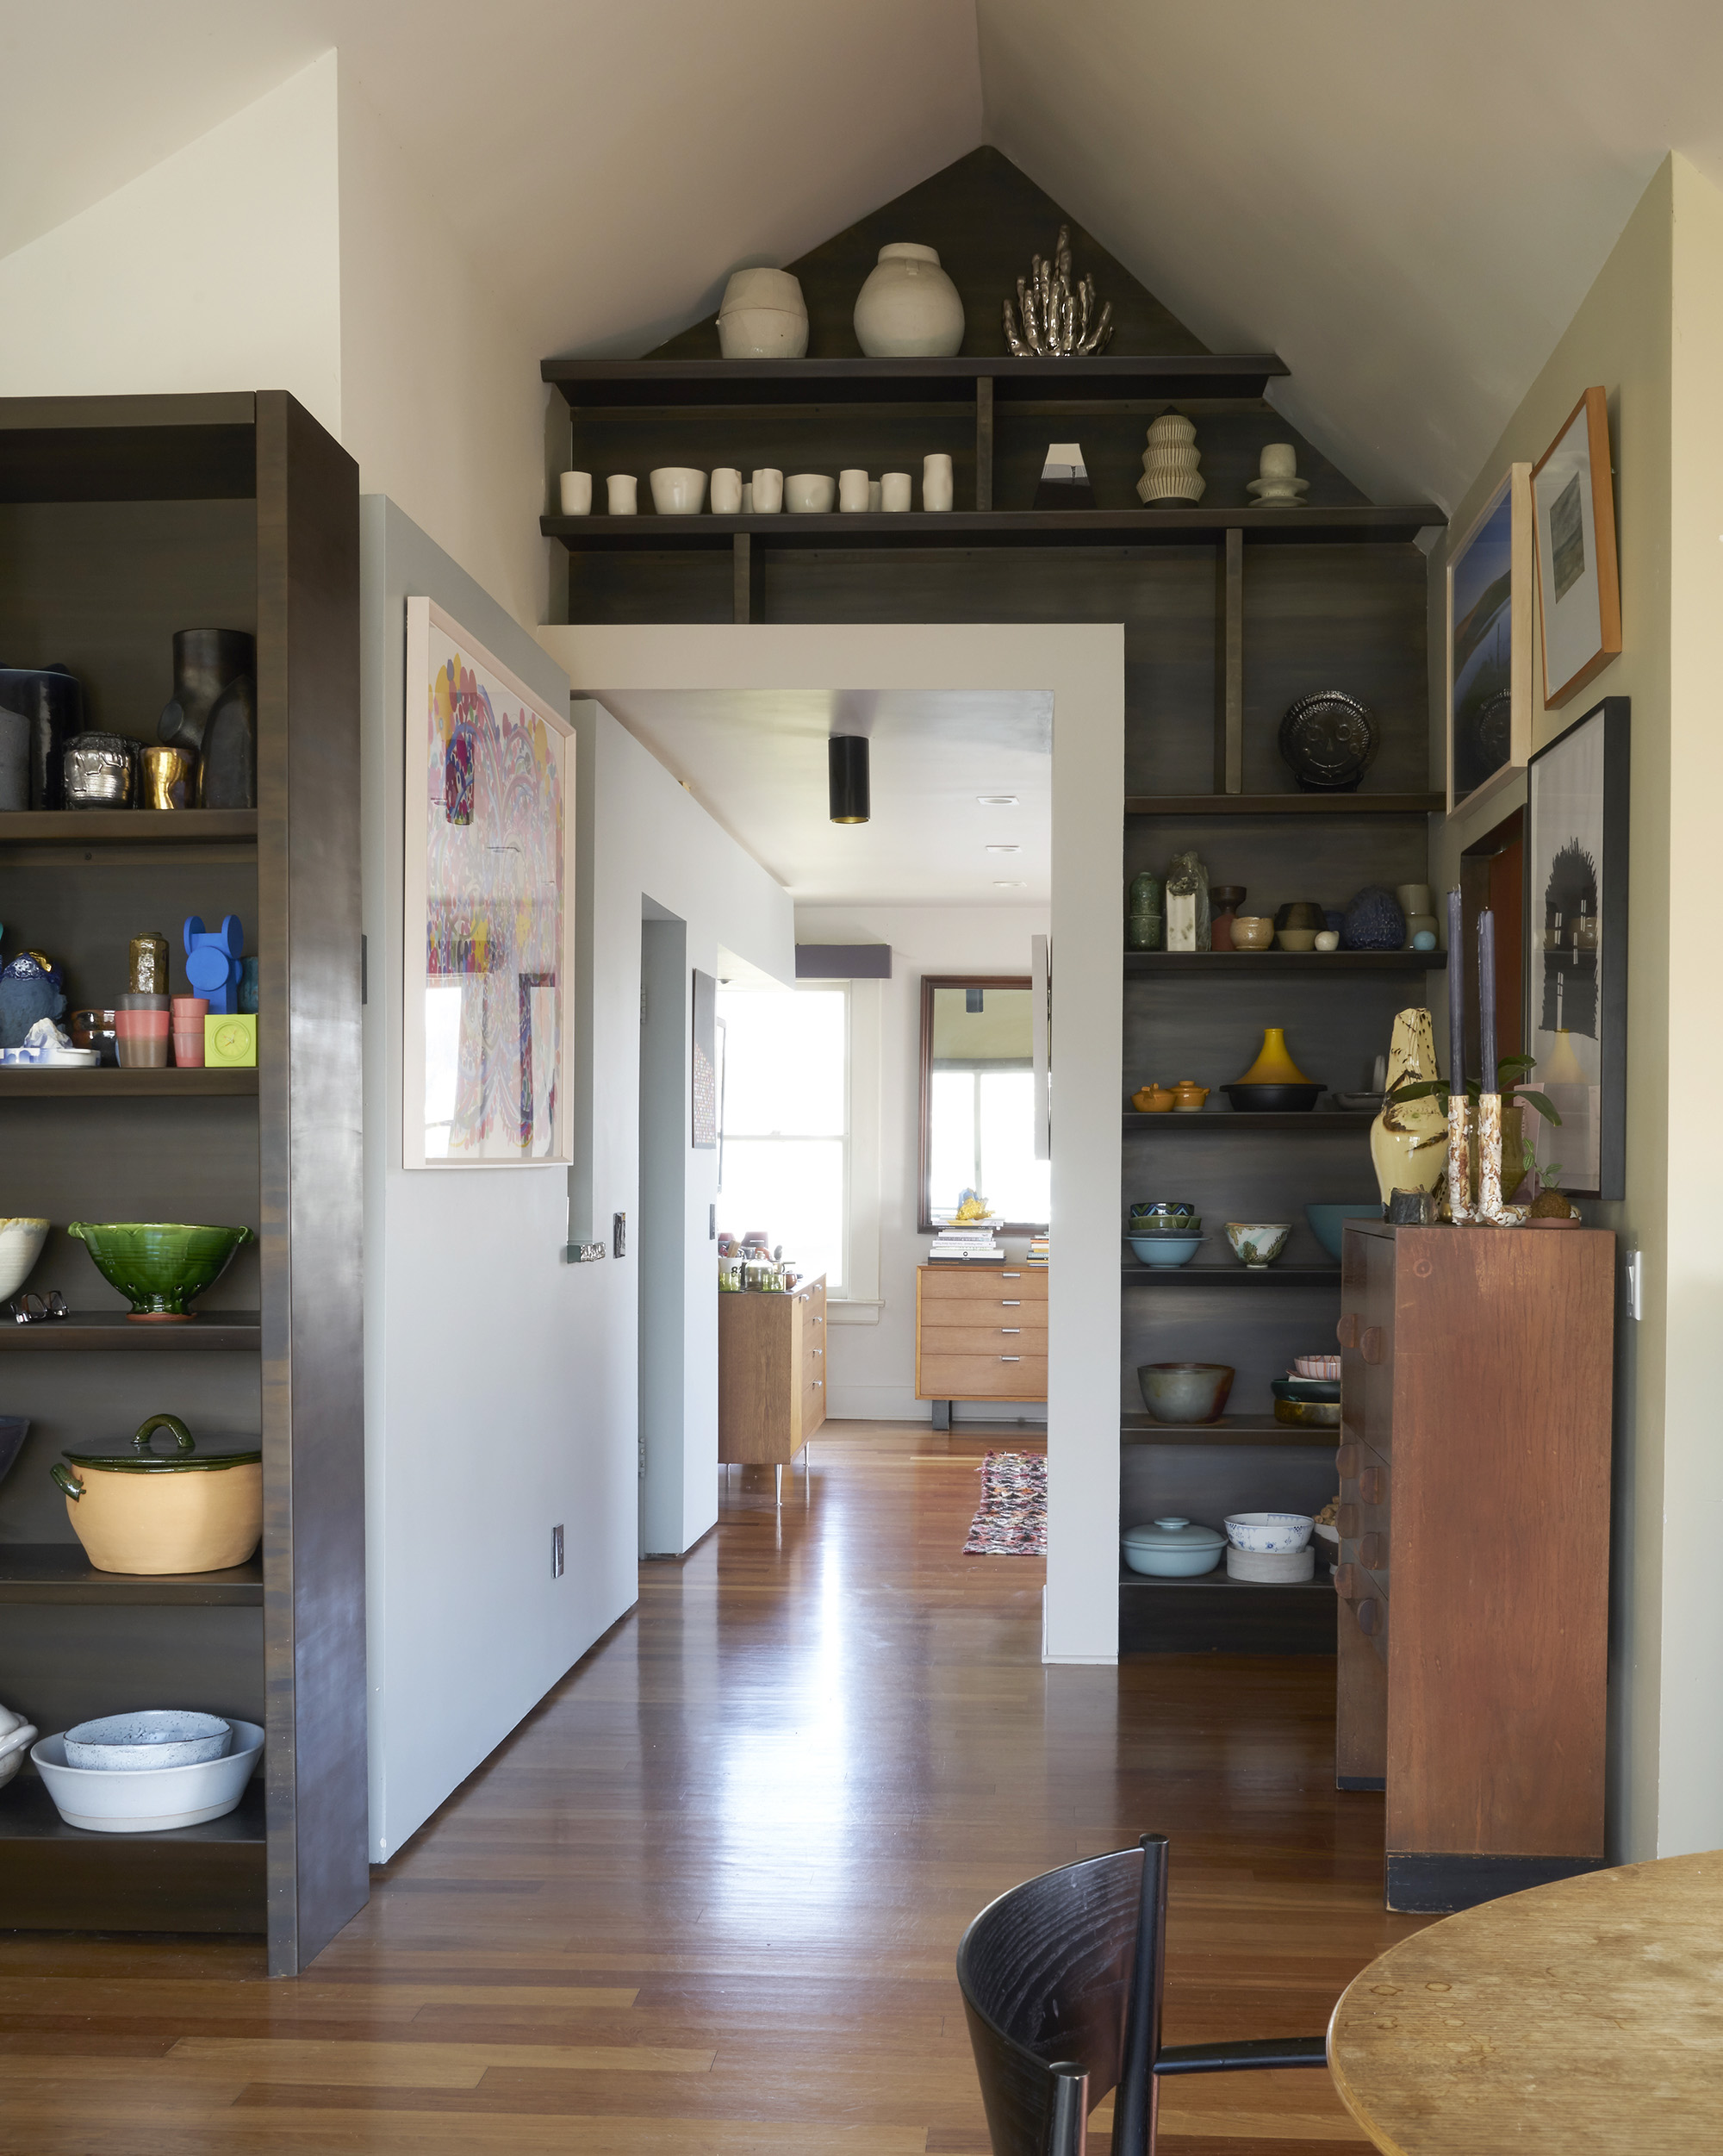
[1446,887,1465,1092]
[1477,907,1497,1089]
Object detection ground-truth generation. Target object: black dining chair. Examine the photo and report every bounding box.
[956,1832,1327,2155]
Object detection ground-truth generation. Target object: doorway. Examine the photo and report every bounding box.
[638,903,687,1558]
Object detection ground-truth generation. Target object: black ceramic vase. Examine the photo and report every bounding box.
[199,677,257,810]
[159,629,254,758]
[0,664,84,808]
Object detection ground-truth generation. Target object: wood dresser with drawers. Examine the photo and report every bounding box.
[1335,1218,1615,1913]
[916,1263,1048,1430]
[718,1274,826,1481]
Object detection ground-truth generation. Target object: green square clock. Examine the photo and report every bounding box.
[205,1013,257,1068]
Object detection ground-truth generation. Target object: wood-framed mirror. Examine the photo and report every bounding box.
[917,975,1050,1233]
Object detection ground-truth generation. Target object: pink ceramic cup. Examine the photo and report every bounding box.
[171,995,208,1068]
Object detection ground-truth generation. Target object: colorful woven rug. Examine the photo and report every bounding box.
[963,1450,1048,1555]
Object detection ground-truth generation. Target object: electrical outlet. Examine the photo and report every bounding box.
[1625,1249,1643,1320]
[613,1211,627,1258]
[551,1524,564,1578]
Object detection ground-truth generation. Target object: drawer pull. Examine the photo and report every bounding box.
[1360,1465,1386,1505]
[1002,1299,1022,1306]
[999,1355,1021,1362]
[812,1348,823,1358]
[812,1380,823,1389]
[1001,1327,1020,1335]
[1336,1443,1359,1479]
[1337,1503,1359,1538]
[1359,1325,1385,1365]
[1002,1271,1022,1278]
[1360,1530,1386,1569]
[812,1315,823,1325]
[1356,1598,1383,1637]
[1337,1312,1359,1349]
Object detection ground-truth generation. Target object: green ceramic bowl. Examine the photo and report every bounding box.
[66,1222,255,1321]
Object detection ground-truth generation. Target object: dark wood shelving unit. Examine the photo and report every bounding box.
[1121,1262,1343,1286]
[0,1312,260,1351]
[1126,950,1445,976]
[1125,794,1442,817]
[1121,1413,1335,1447]
[0,809,258,846]
[0,1773,265,1935]
[541,352,1292,403]
[0,1545,263,1604]
[1124,1111,1375,1131]
[1117,1562,1336,1654]
[0,1068,258,1096]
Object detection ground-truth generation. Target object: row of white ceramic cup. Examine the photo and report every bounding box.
[558,454,955,517]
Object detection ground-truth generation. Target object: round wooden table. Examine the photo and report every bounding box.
[1328,1851,1723,2153]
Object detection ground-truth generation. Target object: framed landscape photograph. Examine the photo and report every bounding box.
[1531,386,1621,708]
[1522,695,1629,1200]
[403,597,575,1169]
[1446,462,1533,817]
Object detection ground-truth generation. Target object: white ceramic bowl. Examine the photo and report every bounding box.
[0,1218,48,1302]
[33,1717,262,1832]
[1225,1511,1315,1554]
[717,305,808,358]
[64,1710,232,1772]
[0,1704,37,1790]
[785,473,836,514]
[1225,1221,1291,1268]
[649,467,706,514]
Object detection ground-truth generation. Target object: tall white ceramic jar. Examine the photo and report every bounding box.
[853,244,965,358]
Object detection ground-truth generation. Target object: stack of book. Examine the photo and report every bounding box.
[929,1224,1004,1262]
[1026,1236,1049,1268]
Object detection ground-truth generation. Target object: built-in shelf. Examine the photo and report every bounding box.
[0,1312,260,1351]
[0,1068,258,1097]
[1122,1262,1342,1287]
[1123,1110,1375,1131]
[1118,1562,1333,1592]
[0,810,257,847]
[1117,1560,1337,1653]
[1124,793,1443,817]
[542,353,1292,405]
[1125,950,1446,976]
[1121,1413,1337,1447]
[542,503,1444,553]
[0,1543,263,1605]
[0,1770,266,1841]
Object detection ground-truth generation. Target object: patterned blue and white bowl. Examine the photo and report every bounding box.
[1225,1511,1314,1554]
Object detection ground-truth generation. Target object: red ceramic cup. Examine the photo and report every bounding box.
[171,997,208,1068]
[115,1008,170,1069]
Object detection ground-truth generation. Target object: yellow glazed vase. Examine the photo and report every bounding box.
[1369,1008,1449,1206]
[1235,1027,1313,1086]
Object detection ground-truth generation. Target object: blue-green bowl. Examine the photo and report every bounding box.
[1304,1203,1382,1260]
[1129,1233,1203,1269]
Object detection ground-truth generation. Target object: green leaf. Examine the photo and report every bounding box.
[1514,1091,1562,1125]
[1496,1054,1537,1076]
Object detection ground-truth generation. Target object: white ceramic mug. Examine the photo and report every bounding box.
[558,470,592,516]
[606,474,638,515]
[710,468,743,514]
[751,467,783,514]
[880,470,912,512]
[838,469,870,513]
[923,452,954,512]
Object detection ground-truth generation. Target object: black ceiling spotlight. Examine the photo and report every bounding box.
[828,734,869,824]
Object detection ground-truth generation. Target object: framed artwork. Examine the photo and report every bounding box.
[1522,695,1629,1200]
[403,597,575,1168]
[1446,462,1533,817]
[1531,386,1621,708]
[692,969,717,1149]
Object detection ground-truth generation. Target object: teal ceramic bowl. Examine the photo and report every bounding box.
[1304,1203,1383,1260]
[1129,1233,1204,1268]
[66,1222,255,1321]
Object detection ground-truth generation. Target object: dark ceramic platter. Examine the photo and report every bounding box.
[1278,689,1379,792]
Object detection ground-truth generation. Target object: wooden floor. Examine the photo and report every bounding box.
[0,1421,1426,2153]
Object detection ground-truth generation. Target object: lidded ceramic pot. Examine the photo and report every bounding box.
[717,267,808,358]
[52,1415,263,1575]
[1121,1517,1226,1577]
[853,244,965,357]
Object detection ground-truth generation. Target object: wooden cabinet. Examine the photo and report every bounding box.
[718,1276,826,1464]
[917,1265,1048,1407]
[1335,1218,1614,1913]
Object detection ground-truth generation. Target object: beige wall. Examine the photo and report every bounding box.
[1429,153,1723,1858]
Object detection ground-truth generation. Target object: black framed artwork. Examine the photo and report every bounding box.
[1523,695,1629,1200]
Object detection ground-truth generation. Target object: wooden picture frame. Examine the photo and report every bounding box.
[917,974,1048,1234]
[1530,387,1621,709]
[1446,463,1533,818]
[1522,695,1629,1200]
[403,597,575,1168]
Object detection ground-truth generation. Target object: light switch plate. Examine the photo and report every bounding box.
[1625,1249,1642,1320]
[613,1211,627,1259]
[551,1524,564,1577]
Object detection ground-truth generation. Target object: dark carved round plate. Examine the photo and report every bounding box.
[1278,690,1380,793]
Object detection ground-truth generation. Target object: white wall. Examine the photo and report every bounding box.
[536,624,1123,1664]
[364,503,791,1863]
[796,902,1049,1423]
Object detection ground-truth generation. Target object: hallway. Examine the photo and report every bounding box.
[0,1425,1420,2152]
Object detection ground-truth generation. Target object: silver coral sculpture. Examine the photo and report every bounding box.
[1004,225,1115,356]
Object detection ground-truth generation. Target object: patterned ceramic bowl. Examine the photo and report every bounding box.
[1225,1511,1315,1554]
[1224,1222,1291,1268]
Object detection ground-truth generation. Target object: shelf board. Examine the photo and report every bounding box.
[1122,1262,1342,1286]
[1124,793,1443,817]
[0,1769,265,1841]
[0,1310,260,1351]
[0,1067,258,1096]
[0,809,257,846]
[1123,1110,1375,1131]
[542,352,1291,406]
[0,1543,262,1604]
[543,503,1443,552]
[1118,1561,1332,1592]
[1125,950,1446,976]
[1121,1413,1338,1447]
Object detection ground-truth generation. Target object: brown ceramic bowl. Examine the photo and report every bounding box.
[1230,916,1275,950]
[1137,1362,1235,1424]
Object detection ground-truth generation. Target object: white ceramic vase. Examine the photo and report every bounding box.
[0,1218,47,1302]
[718,268,807,358]
[1138,414,1205,502]
[853,244,965,358]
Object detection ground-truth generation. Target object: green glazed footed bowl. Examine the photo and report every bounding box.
[66,1222,255,1322]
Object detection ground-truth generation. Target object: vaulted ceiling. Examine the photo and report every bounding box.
[10,1,1723,509]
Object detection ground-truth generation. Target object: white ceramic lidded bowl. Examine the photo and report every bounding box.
[649,467,706,515]
[717,267,808,358]
[1121,1517,1226,1578]
[853,243,965,357]
[33,1718,263,1832]
[64,1710,232,1771]
[1225,1511,1315,1554]
[0,1218,48,1303]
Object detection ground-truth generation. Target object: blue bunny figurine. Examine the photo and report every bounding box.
[183,913,244,1016]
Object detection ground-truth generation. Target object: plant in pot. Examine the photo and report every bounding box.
[1386,1053,1562,1212]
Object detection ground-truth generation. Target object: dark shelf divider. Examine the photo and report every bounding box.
[1120,1413,1338,1447]
[0,1312,261,1351]
[1123,1111,1376,1131]
[0,1069,258,1097]
[1125,951,1446,976]
[0,810,257,847]
[542,353,1291,406]
[0,1543,263,1604]
[1122,1262,1343,1287]
[1125,794,1442,817]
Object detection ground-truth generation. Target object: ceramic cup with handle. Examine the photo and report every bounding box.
[751,468,783,514]
[606,474,638,515]
[710,468,743,514]
[838,469,870,513]
[880,471,912,512]
[558,470,593,516]
[923,452,954,512]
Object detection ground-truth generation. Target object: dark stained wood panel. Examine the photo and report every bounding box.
[0,1543,263,1603]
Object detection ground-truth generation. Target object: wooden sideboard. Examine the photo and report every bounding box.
[1335,1218,1615,1913]
[718,1276,826,1480]
[917,1264,1048,1430]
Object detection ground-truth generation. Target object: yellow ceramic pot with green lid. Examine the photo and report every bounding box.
[51,1414,262,1574]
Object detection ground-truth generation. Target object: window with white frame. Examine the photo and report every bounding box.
[717,985,849,1291]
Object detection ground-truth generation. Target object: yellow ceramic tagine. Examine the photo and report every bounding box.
[1369,1007,1449,1206]
[1235,1027,1313,1086]
[1131,1081,1176,1112]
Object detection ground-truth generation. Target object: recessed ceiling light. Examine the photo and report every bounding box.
[986,843,1021,855]
[978,794,1020,806]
